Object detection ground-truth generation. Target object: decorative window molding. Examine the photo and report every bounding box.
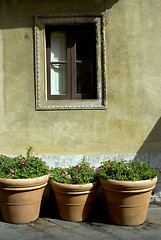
[34,14,107,110]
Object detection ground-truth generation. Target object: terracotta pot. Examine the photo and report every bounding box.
[50,180,98,222]
[99,177,157,226]
[0,175,49,224]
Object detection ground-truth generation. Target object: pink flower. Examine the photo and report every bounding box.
[77,163,80,168]
[62,173,65,176]
[21,160,26,165]
[66,175,71,178]
[31,155,33,158]
[12,174,14,177]
[36,153,39,156]
[127,167,129,170]
[76,176,79,178]
[10,169,14,173]
[107,164,111,167]
[65,172,68,175]
[96,167,100,171]
[24,155,27,159]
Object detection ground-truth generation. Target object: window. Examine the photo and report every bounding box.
[35,15,106,110]
[46,25,96,100]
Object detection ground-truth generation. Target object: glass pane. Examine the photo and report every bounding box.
[77,63,92,94]
[51,32,66,62]
[50,64,67,95]
[76,30,93,61]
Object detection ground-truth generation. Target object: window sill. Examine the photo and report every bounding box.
[36,99,106,110]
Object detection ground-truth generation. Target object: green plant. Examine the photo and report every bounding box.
[50,158,98,184]
[98,159,157,181]
[0,146,50,179]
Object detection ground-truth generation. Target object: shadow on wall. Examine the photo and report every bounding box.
[105,0,119,9]
[134,117,161,199]
[0,0,119,29]
[137,117,161,154]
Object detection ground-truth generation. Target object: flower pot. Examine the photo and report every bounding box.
[0,175,49,224]
[50,180,98,222]
[99,177,157,226]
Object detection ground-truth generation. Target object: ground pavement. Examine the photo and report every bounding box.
[0,199,161,240]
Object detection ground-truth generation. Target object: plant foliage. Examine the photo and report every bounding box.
[50,158,98,184]
[97,159,157,181]
[0,146,50,179]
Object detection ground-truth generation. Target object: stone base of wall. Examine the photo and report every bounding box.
[42,152,161,202]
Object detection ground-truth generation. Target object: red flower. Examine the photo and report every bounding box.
[107,164,111,167]
[21,160,26,165]
[66,175,71,178]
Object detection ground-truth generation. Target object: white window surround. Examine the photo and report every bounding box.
[34,14,107,110]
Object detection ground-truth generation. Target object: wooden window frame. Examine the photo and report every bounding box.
[46,25,97,100]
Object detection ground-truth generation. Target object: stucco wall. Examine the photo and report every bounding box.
[0,0,161,159]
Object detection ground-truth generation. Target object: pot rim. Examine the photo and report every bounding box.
[99,176,157,184]
[99,176,157,192]
[0,174,50,189]
[50,179,99,193]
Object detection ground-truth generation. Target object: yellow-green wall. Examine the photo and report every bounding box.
[0,0,161,156]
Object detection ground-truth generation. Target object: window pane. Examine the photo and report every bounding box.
[50,64,67,95]
[77,63,93,94]
[76,29,94,61]
[51,32,66,62]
